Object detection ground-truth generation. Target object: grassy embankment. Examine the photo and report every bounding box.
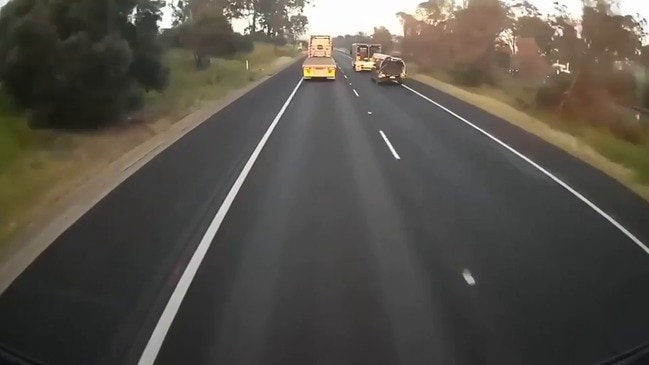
[0,42,299,247]
[408,64,649,201]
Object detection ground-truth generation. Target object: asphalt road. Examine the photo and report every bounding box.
[1,51,649,365]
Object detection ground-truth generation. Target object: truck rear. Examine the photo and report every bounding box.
[303,35,336,80]
[351,43,373,72]
[369,43,382,58]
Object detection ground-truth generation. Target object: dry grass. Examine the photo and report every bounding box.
[0,127,154,249]
[410,73,649,202]
[0,43,298,247]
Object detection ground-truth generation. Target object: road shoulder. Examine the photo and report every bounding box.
[408,73,649,203]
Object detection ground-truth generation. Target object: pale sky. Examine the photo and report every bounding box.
[298,0,417,36]
[0,0,644,36]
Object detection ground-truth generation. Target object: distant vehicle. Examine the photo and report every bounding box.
[303,35,336,80]
[351,43,374,72]
[371,53,406,85]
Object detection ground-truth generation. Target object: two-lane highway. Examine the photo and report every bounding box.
[1,53,649,365]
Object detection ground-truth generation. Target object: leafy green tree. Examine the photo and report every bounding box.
[516,16,555,56]
[0,0,168,129]
[288,14,308,39]
[178,9,239,68]
[372,26,393,52]
[252,0,310,38]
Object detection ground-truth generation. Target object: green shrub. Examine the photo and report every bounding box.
[232,34,254,54]
[449,64,485,86]
[0,0,168,129]
[535,73,572,108]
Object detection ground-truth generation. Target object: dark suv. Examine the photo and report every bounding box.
[371,57,406,85]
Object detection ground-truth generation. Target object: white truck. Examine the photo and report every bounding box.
[302,35,336,80]
[351,43,383,72]
[351,43,372,72]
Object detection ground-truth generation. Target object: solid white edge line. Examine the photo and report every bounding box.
[353,89,359,97]
[137,78,304,365]
[401,84,649,255]
[379,130,400,160]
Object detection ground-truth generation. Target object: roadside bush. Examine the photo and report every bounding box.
[608,115,646,144]
[0,84,23,171]
[160,27,183,49]
[270,36,288,46]
[0,83,16,114]
[535,73,572,109]
[605,70,637,106]
[249,32,271,42]
[449,64,485,87]
[0,0,168,129]
[231,34,254,54]
[535,85,565,109]
[249,32,286,46]
[174,12,264,70]
[144,43,288,116]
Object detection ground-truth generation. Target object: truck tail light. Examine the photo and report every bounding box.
[328,67,335,74]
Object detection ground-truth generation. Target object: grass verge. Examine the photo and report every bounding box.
[143,43,299,121]
[409,71,649,202]
[0,42,299,248]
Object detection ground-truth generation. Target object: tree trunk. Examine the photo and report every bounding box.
[194,52,210,70]
[251,10,257,33]
[559,66,580,117]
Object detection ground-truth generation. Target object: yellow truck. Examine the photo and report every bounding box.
[302,35,336,80]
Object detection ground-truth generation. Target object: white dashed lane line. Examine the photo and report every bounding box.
[379,130,400,160]
[462,269,476,286]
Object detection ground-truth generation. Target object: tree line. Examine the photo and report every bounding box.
[0,0,309,129]
[164,0,308,68]
[333,26,398,53]
[394,0,648,143]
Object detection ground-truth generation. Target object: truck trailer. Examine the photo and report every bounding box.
[303,35,336,80]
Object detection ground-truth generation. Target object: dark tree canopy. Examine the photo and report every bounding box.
[0,0,169,128]
[0,0,310,128]
[394,0,648,142]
